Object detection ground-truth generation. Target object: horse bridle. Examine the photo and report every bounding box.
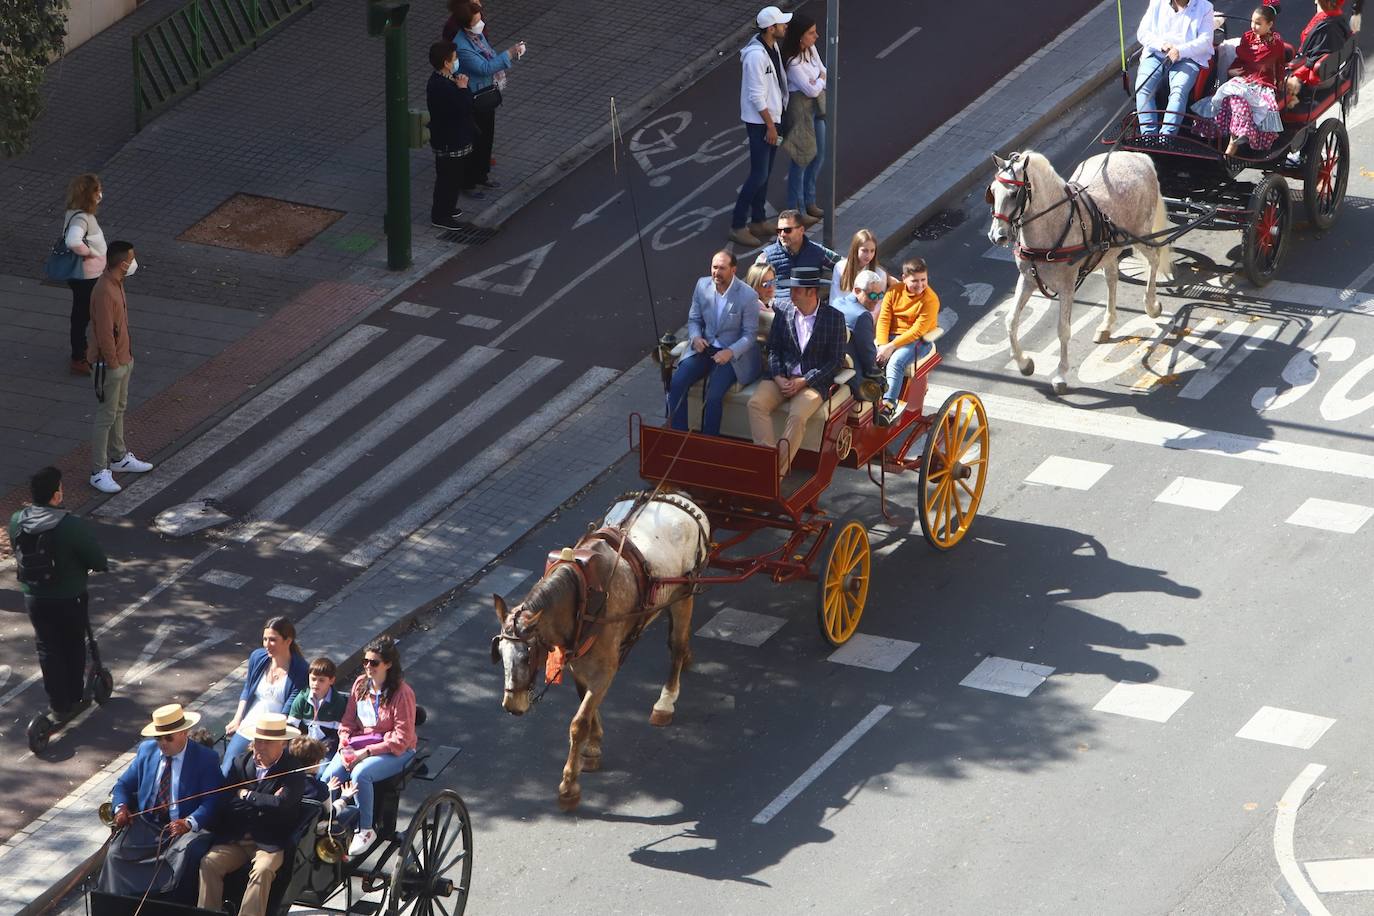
[987,154,1032,227]
[491,606,550,699]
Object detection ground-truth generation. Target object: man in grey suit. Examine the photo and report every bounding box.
[668,250,762,436]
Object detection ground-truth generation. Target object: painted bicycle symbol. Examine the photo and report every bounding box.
[629,111,747,188]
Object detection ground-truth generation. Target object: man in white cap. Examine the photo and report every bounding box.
[728,5,792,247]
[98,703,223,901]
[198,712,305,916]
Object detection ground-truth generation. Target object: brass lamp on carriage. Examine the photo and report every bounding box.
[654,332,677,391]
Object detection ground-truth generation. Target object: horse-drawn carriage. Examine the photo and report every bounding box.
[89,710,471,916]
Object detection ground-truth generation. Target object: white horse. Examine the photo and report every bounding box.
[986,149,1173,394]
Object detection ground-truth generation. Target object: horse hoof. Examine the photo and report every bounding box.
[1094,329,1111,344]
[557,790,581,812]
[1146,302,1162,319]
[650,708,674,727]
[581,753,602,772]
[1052,380,1069,395]
[1018,358,1035,377]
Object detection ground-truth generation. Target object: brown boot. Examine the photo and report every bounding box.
[728,226,762,247]
[806,204,825,219]
[799,212,821,228]
[748,219,776,240]
[69,358,91,376]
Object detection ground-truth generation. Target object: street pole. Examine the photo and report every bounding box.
[822,0,838,250]
[383,10,412,270]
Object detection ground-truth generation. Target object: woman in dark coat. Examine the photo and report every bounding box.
[426,41,475,231]
[1285,0,1353,106]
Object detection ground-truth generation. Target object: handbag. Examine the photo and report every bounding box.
[43,213,84,282]
[347,733,385,750]
[472,85,503,112]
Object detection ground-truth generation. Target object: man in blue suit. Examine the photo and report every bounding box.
[667,250,762,436]
[747,265,846,474]
[98,703,223,901]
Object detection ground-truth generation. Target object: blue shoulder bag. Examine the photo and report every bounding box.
[43,213,84,282]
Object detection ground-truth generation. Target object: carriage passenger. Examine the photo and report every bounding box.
[1134,0,1217,136]
[1285,0,1353,106]
[319,636,418,857]
[755,209,840,306]
[1192,6,1286,155]
[746,262,777,313]
[830,229,894,312]
[830,269,883,399]
[221,616,310,776]
[874,259,940,426]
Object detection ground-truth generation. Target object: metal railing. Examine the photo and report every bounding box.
[132,0,314,130]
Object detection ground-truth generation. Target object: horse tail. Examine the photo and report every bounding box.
[1151,192,1173,280]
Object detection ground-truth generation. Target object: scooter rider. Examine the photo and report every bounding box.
[8,466,108,720]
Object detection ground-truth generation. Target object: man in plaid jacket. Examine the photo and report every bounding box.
[747,265,846,474]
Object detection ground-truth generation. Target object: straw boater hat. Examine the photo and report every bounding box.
[240,712,301,742]
[140,703,201,737]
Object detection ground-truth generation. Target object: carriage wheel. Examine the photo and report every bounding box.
[1301,119,1350,231]
[1241,175,1291,288]
[386,789,473,916]
[817,520,870,647]
[918,391,990,552]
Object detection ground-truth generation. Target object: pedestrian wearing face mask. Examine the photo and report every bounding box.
[426,41,474,231]
[88,241,155,495]
[449,0,527,200]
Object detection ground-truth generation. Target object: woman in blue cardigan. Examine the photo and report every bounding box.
[220,616,309,774]
[448,0,526,198]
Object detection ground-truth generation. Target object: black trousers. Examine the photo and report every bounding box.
[462,109,496,188]
[68,277,97,360]
[432,151,468,221]
[25,591,89,714]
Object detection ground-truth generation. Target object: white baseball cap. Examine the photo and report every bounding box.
[756,5,792,28]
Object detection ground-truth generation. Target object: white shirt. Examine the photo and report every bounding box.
[709,288,729,348]
[786,47,826,97]
[158,747,201,830]
[1137,0,1216,67]
[790,308,817,376]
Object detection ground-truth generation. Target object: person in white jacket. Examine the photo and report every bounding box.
[728,6,791,247]
[1134,0,1216,136]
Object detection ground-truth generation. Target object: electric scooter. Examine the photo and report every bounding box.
[26,622,115,753]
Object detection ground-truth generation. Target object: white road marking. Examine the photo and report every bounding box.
[959,656,1055,698]
[1024,456,1112,490]
[1286,498,1374,534]
[1305,858,1374,893]
[95,325,387,517]
[826,635,920,672]
[1237,706,1336,750]
[341,367,621,567]
[1177,320,1279,400]
[454,241,556,296]
[696,608,788,647]
[961,282,993,308]
[926,384,1374,483]
[229,346,502,545]
[1275,763,1331,916]
[752,704,893,825]
[876,25,923,59]
[1154,476,1242,512]
[456,314,501,330]
[124,623,233,686]
[279,354,562,555]
[392,301,438,319]
[1092,682,1193,723]
[266,584,316,603]
[401,566,535,661]
[572,190,625,230]
[199,569,251,589]
[201,334,444,502]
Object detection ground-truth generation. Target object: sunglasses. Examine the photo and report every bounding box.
[363,658,384,667]
[777,226,800,234]
[761,280,776,288]
[864,291,883,301]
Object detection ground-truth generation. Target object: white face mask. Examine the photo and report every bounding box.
[470,18,484,34]
[96,192,104,204]
[449,59,459,75]
[125,258,138,277]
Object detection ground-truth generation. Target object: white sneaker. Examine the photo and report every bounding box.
[348,829,376,856]
[89,470,121,493]
[110,452,153,473]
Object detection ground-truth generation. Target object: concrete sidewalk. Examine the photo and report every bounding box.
[0,0,1136,911]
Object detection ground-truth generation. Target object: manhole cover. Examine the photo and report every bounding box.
[179,193,344,258]
[912,208,968,241]
[437,224,500,246]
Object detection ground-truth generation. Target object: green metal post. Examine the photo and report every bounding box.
[383,15,411,269]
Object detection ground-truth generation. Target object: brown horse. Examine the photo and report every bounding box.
[492,491,710,810]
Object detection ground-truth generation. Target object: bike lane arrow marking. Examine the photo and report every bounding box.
[573,190,625,230]
[455,241,557,296]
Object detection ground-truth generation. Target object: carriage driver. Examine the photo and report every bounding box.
[1134,0,1217,136]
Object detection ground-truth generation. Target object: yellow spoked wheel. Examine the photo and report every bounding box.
[817,520,871,646]
[918,390,989,551]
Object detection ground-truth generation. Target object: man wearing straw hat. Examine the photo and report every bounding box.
[98,703,223,901]
[198,711,305,916]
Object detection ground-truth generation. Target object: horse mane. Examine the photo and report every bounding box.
[1020,149,1065,189]
[522,564,580,628]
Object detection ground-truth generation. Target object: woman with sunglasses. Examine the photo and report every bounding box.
[320,636,417,855]
[746,262,777,313]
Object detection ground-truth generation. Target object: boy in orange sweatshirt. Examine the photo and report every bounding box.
[874,257,940,424]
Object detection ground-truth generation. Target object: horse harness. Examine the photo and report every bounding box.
[989,154,1129,299]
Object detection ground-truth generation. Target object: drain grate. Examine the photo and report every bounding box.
[438,224,500,246]
[912,208,967,241]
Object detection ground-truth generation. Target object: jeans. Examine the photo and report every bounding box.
[24,592,89,714]
[432,151,468,221]
[731,122,779,229]
[92,361,132,472]
[1135,53,1201,136]
[68,278,96,361]
[786,113,825,209]
[883,340,932,403]
[320,748,415,830]
[222,732,251,776]
[667,350,737,436]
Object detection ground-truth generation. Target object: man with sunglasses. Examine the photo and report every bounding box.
[99,703,222,901]
[829,269,883,399]
[755,209,839,307]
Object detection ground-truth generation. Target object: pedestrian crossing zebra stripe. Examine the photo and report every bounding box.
[229,345,504,545]
[95,324,388,518]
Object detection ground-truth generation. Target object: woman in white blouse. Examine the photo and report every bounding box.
[61,174,107,376]
[781,15,827,223]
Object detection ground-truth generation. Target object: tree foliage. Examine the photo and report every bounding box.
[0,0,69,157]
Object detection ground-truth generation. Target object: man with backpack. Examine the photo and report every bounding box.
[8,466,108,719]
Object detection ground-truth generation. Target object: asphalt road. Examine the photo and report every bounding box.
[0,0,1101,849]
[310,52,1374,916]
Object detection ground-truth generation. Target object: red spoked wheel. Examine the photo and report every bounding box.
[1301,119,1350,231]
[1241,174,1291,288]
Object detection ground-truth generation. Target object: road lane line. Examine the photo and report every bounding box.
[875,25,922,59]
[1275,763,1330,916]
[751,704,893,825]
[341,367,620,568]
[96,324,387,517]
[279,354,563,555]
[927,383,1374,481]
[230,346,502,544]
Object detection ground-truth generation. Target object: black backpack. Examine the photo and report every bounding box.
[15,527,59,587]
